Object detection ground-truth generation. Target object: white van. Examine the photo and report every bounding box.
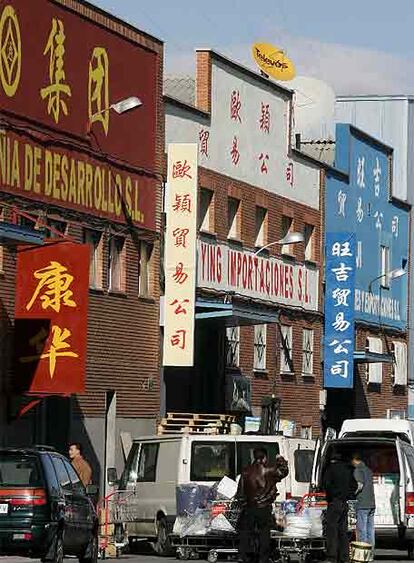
[113,433,315,554]
[311,433,414,555]
[339,418,414,445]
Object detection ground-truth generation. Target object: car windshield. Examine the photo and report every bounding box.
[0,454,43,487]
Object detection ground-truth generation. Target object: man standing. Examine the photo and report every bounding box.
[237,448,289,563]
[323,452,356,563]
[351,453,375,550]
[69,442,92,487]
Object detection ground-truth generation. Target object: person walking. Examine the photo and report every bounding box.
[69,442,92,487]
[323,452,357,563]
[351,453,375,552]
[237,448,289,563]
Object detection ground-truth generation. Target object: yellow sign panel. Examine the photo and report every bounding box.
[252,43,295,81]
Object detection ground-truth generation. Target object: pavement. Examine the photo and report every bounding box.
[0,549,413,563]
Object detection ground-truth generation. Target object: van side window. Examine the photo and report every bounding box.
[236,443,280,475]
[137,443,159,482]
[191,442,235,481]
[294,449,314,483]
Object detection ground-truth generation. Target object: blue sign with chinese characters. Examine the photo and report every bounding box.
[324,233,356,389]
[326,124,409,331]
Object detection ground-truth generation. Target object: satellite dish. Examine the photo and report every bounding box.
[290,76,336,141]
[252,43,296,81]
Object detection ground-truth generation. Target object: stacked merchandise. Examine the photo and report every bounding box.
[279,494,326,539]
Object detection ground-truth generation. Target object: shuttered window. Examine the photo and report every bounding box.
[302,329,314,376]
[280,325,293,374]
[366,337,383,384]
[254,324,266,371]
[393,341,407,386]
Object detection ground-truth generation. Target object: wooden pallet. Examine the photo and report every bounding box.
[158,412,236,435]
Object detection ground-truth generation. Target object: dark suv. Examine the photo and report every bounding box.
[0,446,98,563]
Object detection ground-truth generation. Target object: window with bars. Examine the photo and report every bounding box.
[254,324,266,371]
[226,326,240,368]
[280,325,293,374]
[302,329,314,376]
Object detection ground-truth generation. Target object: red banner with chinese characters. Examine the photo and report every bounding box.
[14,241,89,395]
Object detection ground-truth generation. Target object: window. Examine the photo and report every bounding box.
[280,325,293,374]
[199,188,214,232]
[109,236,126,292]
[120,443,140,486]
[190,442,235,481]
[304,224,315,261]
[42,455,60,496]
[63,459,85,494]
[281,215,294,255]
[0,207,4,273]
[381,245,390,288]
[136,443,159,482]
[226,326,240,368]
[0,454,43,487]
[139,241,152,296]
[254,324,267,371]
[236,442,279,474]
[228,197,241,239]
[366,337,383,384]
[255,206,268,248]
[294,449,314,482]
[51,456,72,493]
[393,341,407,386]
[302,329,314,376]
[84,229,103,289]
[47,218,67,239]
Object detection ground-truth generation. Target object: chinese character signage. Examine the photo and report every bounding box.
[0,1,158,230]
[324,232,356,389]
[163,144,198,366]
[14,242,89,395]
[198,240,319,311]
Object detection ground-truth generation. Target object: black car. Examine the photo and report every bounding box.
[0,446,98,563]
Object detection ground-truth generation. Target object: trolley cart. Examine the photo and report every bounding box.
[97,490,139,559]
[271,532,326,563]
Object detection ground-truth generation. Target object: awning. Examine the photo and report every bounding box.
[353,350,394,364]
[195,298,279,326]
[0,223,44,246]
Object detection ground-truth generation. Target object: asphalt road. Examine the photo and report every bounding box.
[0,550,413,563]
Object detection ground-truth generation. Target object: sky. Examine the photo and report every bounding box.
[93,0,414,95]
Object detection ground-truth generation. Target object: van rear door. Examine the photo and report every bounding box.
[310,429,337,489]
[397,439,414,528]
[395,437,407,526]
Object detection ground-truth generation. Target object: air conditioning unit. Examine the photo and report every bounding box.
[387,409,406,420]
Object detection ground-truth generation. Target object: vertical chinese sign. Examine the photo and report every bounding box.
[324,233,356,389]
[14,242,89,395]
[163,144,198,366]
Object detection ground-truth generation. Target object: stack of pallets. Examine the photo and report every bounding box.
[158,412,236,435]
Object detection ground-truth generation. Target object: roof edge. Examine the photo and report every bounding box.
[164,95,210,119]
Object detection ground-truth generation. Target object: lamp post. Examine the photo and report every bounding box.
[87,96,143,132]
[254,232,305,256]
[368,267,407,294]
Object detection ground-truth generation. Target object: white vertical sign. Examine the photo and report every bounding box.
[163,143,198,366]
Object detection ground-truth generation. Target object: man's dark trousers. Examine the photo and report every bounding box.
[326,499,349,562]
[239,505,272,563]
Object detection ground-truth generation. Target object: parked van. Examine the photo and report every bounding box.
[339,418,414,445]
[311,433,414,555]
[113,433,315,554]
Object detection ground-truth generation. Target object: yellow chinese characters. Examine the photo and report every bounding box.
[40,18,72,123]
[88,47,109,135]
[20,325,79,379]
[26,261,76,313]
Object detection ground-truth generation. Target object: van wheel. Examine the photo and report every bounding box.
[154,517,173,557]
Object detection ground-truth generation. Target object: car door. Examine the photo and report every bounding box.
[63,458,92,546]
[50,455,75,551]
[132,441,160,536]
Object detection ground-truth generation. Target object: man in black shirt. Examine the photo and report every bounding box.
[323,453,357,563]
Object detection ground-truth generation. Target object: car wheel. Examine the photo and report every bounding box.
[153,517,173,557]
[79,532,98,563]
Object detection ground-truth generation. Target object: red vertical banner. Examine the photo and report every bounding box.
[14,242,89,395]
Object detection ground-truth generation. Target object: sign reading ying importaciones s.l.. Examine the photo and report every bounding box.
[163,144,198,367]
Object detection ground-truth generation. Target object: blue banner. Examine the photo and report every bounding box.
[324,232,356,389]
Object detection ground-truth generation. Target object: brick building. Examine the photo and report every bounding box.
[0,0,163,490]
[164,50,325,437]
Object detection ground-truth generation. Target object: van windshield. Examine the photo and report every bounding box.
[0,454,43,487]
[191,442,235,481]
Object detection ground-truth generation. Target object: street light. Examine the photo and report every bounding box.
[254,232,305,256]
[87,96,143,132]
[368,267,407,294]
